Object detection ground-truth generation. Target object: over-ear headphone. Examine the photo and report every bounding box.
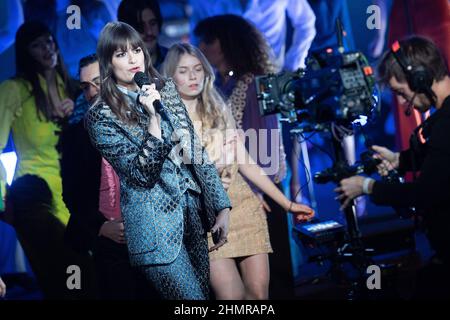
[391,40,434,95]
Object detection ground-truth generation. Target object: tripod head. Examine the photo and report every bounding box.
[314,150,381,184]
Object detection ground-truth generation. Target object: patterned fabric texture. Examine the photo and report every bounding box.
[141,191,210,300]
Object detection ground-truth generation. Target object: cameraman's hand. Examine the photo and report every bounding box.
[372,145,400,176]
[335,176,373,210]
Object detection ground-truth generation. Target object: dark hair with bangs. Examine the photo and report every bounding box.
[377,36,449,87]
[15,21,75,121]
[117,0,163,33]
[96,21,164,123]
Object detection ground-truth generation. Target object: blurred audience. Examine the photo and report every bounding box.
[118,0,168,71]
[0,21,76,225]
[23,0,113,77]
[189,0,316,71]
[4,175,97,299]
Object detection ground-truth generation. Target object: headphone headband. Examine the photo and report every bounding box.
[391,41,412,73]
[390,40,434,98]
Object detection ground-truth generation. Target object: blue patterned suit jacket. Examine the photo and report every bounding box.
[85,79,231,266]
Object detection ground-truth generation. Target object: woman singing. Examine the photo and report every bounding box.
[85,22,231,300]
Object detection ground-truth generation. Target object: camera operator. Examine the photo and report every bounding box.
[336,36,450,298]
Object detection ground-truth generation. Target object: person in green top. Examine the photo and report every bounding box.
[0,21,76,225]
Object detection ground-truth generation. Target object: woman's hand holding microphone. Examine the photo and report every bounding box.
[139,83,163,140]
[138,83,161,116]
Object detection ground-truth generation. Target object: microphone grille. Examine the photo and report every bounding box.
[133,72,164,90]
[133,72,149,88]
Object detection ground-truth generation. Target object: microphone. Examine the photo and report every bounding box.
[133,71,174,130]
[133,71,164,113]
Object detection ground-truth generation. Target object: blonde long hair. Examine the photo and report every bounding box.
[161,43,233,132]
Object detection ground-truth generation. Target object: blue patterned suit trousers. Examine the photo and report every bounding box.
[140,191,209,299]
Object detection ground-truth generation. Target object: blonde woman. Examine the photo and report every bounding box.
[162,43,314,300]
